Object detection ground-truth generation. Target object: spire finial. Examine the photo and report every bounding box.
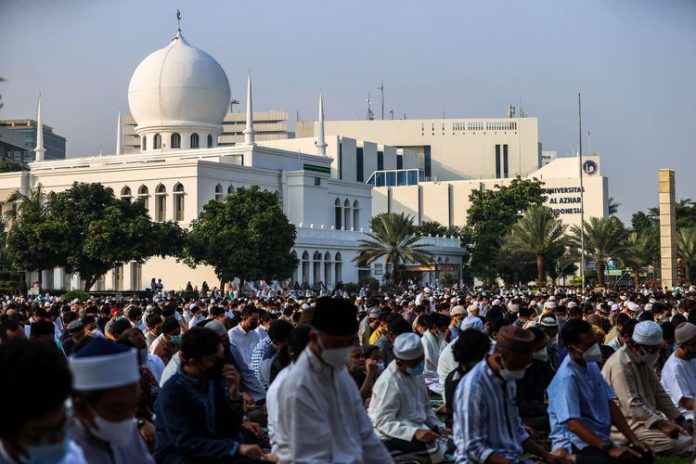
[34,94,45,162]
[116,111,123,155]
[176,9,182,34]
[243,73,255,146]
[315,93,327,156]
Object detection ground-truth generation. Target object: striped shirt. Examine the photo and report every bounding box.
[453,358,529,464]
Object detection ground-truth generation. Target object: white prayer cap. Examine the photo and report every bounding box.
[423,287,432,294]
[632,321,663,346]
[675,322,696,345]
[69,338,139,391]
[301,303,310,310]
[626,301,641,312]
[508,304,520,314]
[450,297,458,305]
[644,303,653,312]
[393,333,424,360]
[611,303,620,312]
[540,316,559,328]
[545,301,558,309]
[205,320,227,337]
[450,305,466,317]
[548,296,557,302]
[189,303,198,311]
[565,301,576,309]
[462,316,484,332]
[467,303,479,314]
[491,299,501,306]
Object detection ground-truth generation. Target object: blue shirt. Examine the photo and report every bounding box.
[154,368,244,463]
[453,358,529,464]
[249,336,275,387]
[547,355,615,452]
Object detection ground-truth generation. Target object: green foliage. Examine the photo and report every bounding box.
[569,216,629,287]
[354,212,434,284]
[501,205,567,286]
[0,160,27,172]
[441,272,455,288]
[676,228,696,283]
[62,289,91,302]
[466,177,546,282]
[184,185,298,283]
[7,182,185,291]
[414,221,447,237]
[619,231,655,287]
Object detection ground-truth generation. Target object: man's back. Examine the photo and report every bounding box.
[275,347,391,463]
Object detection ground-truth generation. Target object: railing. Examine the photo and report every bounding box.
[366,168,425,187]
[295,225,461,249]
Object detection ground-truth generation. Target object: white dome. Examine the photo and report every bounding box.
[128,33,231,132]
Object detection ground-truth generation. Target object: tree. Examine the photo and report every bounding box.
[467,177,546,282]
[5,185,63,289]
[48,182,185,290]
[501,206,567,287]
[353,212,433,284]
[414,221,447,237]
[569,216,629,287]
[608,197,620,215]
[619,231,653,288]
[676,228,696,284]
[0,161,27,173]
[185,186,298,284]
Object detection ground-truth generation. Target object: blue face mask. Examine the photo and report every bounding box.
[25,435,70,464]
[405,361,425,376]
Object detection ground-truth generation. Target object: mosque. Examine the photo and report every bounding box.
[0,27,465,293]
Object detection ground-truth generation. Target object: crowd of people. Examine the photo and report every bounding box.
[1,283,696,464]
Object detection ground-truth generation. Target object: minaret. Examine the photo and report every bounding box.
[115,111,123,155]
[243,74,255,146]
[34,96,45,162]
[315,93,327,156]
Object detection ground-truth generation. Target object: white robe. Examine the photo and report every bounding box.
[368,361,444,441]
[421,330,445,394]
[275,347,393,463]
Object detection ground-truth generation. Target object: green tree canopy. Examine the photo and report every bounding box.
[466,177,546,282]
[414,220,447,237]
[353,212,433,283]
[676,228,696,283]
[184,185,298,284]
[501,205,567,286]
[569,216,629,287]
[619,231,654,288]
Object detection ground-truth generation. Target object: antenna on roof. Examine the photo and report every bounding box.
[176,9,182,34]
[377,80,384,120]
[366,93,374,120]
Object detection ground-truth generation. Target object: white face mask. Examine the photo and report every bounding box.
[582,343,603,363]
[532,347,549,362]
[318,338,352,370]
[499,358,527,382]
[638,349,660,366]
[91,414,136,445]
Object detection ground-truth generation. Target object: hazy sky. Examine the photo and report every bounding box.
[1,0,695,224]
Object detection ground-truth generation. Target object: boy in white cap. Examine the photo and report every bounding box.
[368,333,449,463]
[69,337,154,464]
[601,321,694,454]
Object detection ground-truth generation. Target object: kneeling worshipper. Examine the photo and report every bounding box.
[368,332,451,463]
[660,322,696,421]
[68,337,155,464]
[452,326,560,464]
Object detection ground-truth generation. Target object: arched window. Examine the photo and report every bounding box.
[313,251,322,285]
[352,200,360,230]
[171,133,181,149]
[173,183,185,221]
[291,250,299,284]
[137,185,149,211]
[154,134,162,149]
[334,198,342,230]
[190,133,199,149]
[323,252,332,285]
[121,186,132,203]
[214,184,224,202]
[301,251,310,284]
[227,185,234,196]
[155,184,167,222]
[207,134,213,148]
[344,199,351,231]
[141,136,147,151]
[334,252,343,283]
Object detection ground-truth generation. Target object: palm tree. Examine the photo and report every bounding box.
[569,216,629,288]
[414,220,447,237]
[353,212,434,283]
[4,184,50,221]
[502,206,566,287]
[619,231,653,288]
[676,228,696,283]
[607,197,620,215]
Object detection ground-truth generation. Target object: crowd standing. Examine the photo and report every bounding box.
[1,280,696,463]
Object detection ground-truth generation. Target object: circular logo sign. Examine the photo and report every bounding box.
[583,160,597,175]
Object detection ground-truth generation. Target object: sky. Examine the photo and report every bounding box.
[1,0,695,225]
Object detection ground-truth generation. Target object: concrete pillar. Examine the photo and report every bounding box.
[658,169,677,289]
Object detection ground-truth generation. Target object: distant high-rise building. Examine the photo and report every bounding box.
[120,111,289,154]
[0,119,66,164]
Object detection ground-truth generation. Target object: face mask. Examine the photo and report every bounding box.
[532,347,549,362]
[204,358,225,379]
[318,338,352,370]
[405,361,425,376]
[247,321,259,330]
[25,435,70,464]
[169,334,181,345]
[91,415,135,445]
[638,350,659,366]
[581,343,602,363]
[499,358,527,382]
[455,320,462,329]
[375,362,385,372]
[138,348,148,365]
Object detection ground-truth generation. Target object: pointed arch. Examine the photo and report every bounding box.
[137,185,149,211]
[154,184,167,221]
[215,183,224,202]
[173,183,185,221]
